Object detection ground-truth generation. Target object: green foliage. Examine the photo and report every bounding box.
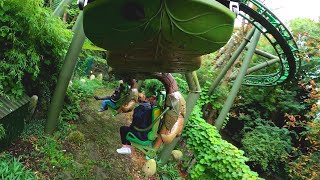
[141,79,164,97]
[0,124,5,140]
[37,136,73,168]
[21,120,74,176]
[241,124,292,172]
[75,39,108,77]
[196,53,216,85]
[157,161,183,180]
[20,119,94,178]
[66,130,85,145]
[235,85,307,122]
[0,153,36,179]
[60,78,103,121]
[173,74,189,96]
[0,0,71,109]
[21,119,46,139]
[288,151,320,180]
[75,55,108,77]
[65,0,81,28]
[290,18,320,40]
[200,81,229,111]
[290,18,320,81]
[183,105,260,179]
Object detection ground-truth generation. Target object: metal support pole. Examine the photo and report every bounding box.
[246,58,279,74]
[207,28,256,96]
[159,72,201,164]
[229,58,280,80]
[253,48,279,59]
[53,0,73,17]
[214,28,262,131]
[45,12,86,134]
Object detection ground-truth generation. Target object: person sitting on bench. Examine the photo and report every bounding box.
[117,93,152,154]
[94,80,125,112]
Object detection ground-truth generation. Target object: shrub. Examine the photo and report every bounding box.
[241,125,292,173]
[0,0,71,110]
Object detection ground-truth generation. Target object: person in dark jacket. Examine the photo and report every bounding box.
[94,80,125,112]
[117,93,152,154]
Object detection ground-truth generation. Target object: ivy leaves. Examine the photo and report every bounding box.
[183,105,260,179]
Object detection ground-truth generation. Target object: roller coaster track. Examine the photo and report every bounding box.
[217,0,300,86]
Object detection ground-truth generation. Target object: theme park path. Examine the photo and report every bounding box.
[75,88,148,179]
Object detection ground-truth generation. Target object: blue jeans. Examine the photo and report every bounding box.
[101,100,116,109]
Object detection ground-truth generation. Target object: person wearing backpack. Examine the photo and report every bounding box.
[117,93,152,154]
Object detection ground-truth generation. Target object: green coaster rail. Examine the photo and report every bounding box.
[218,0,300,86]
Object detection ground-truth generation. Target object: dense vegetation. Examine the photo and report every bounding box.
[0,0,319,179]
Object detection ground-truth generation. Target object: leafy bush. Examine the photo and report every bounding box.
[141,79,164,97]
[241,125,292,172]
[0,154,36,179]
[183,105,260,179]
[0,124,5,140]
[0,0,71,109]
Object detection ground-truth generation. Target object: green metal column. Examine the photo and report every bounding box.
[207,28,256,96]
[53,0,73,17]
[229,58,280,80]
[183,72,202,127]
[159,72,201,164]
[214,28,262,131]
[254,48,279,59]
[45,12,86,134]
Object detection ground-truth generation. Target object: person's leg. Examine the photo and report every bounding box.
[120,126,131,145]
[99,100,111,112]
[117,126,132,154]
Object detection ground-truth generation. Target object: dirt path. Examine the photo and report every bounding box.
[73,88,147,179]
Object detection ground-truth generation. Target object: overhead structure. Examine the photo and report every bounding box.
[83,0,236,72]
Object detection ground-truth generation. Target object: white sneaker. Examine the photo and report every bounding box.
[116,147,131,154]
